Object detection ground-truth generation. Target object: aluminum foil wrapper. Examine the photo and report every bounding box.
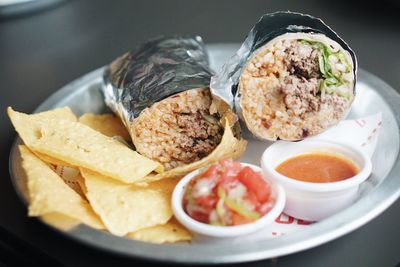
[210,11,358,112]
[102,35,213,125]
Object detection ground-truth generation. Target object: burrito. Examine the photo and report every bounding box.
[211,12,357,141]
[132,87,222,170]
[103,36,245,171]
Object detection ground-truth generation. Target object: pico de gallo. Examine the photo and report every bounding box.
[182,159,274,226]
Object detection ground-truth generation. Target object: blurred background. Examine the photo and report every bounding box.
[1,0,399,266]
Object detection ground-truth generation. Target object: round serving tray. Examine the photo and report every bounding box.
[9,44,400,264]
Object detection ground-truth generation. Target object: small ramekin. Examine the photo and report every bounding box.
[261,139,372,221]
[172,163,286,237]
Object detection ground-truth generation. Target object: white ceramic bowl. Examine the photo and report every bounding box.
[261,140,372,221]
[172,163,286,237]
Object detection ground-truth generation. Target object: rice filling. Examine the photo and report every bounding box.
[132,88,223,170]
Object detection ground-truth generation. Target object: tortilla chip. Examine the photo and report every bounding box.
[19,146,104,229]
[127,218,191,244]
[76,174,87,195]
[10,108,162,183]
[8,107,78,167]
[22,144,85,198]
[34,151,76,167]
[79,113,130,142]
[80,168,177,236]
[41,212,81,231]
[145,120,247,182]
[7,107,77,145]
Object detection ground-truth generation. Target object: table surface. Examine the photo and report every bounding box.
[1,0,400,266]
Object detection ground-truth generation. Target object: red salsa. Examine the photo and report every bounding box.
[183,159,274,226]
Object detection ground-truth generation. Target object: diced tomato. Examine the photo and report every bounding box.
[219,171,234,184]
[237,167,270,203]
[195,195,218,211]
[184,160,272,226]
[232,212,256,225]
[245,191,260,207]
[189,211,210,224]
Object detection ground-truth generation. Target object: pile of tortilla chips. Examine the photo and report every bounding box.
[7,106,246,244]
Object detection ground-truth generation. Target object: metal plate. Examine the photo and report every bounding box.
[9,44,400,264]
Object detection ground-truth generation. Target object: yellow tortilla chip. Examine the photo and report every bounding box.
[24,146,86,198]
[145,120,247,182]
[34,151,75,167]
[127,218,191,244]
[79,113,130,142]
[8,107,78,167]
[9,108,162,183]
[81,168,177,236]
[7,107,77,145]
[76,174,87,195]
[19,146,104,229]
[41,212,81,231]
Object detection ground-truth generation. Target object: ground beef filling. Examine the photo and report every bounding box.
[133,88,223,170]
[281,43,322,116]
[282,76,320,117]
[285,42,321,79]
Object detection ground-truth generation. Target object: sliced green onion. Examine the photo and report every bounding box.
[318,79,325,90]
[318,54,327,77]
[299,40,312,46]
[217,186,226,199]
[323,54,331,75]
[216,198,226,225]
[224,198,260,220]
[184,188,196,206]
[325,77,340,86]
[216,186,226,225]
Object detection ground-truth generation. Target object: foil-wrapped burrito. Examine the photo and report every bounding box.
[211,12,357,141]
[103,36,246,172]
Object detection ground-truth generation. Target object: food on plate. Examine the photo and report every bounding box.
[19,146,104,229]
[8,108,162,184]
[211,11,357,141]
[80,168,178,236]
[51,165,86,198]
[7,107,78,167]
[103,36,246,171]
[238,33,355,140]
[75,174,87,195]
[40,212,82,231]
[183,159,275,226]
[143,120,247,182]
[132,88,223,170]
[7,106,77,144]
[9,107,192,242]
[261,139,372,221]
[275,152,358,183]
[78,113,130,142]
[127,218,192,243]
